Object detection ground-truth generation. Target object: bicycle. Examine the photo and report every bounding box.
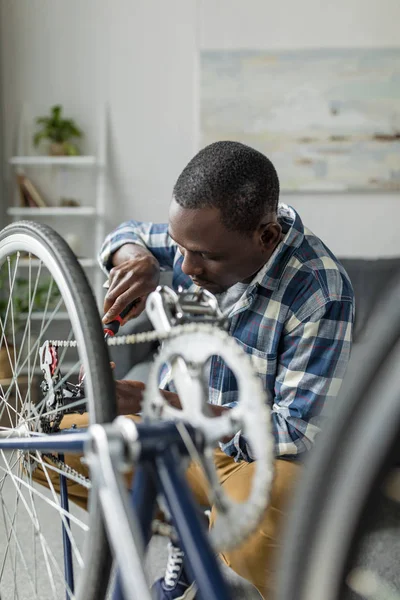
[0,221,274,600]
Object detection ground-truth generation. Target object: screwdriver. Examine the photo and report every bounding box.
[79,299,140,387]
[103,298,141,338]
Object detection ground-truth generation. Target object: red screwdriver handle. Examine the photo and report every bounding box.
[103,299,140,337]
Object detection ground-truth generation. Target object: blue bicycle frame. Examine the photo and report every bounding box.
[0,421,231,600]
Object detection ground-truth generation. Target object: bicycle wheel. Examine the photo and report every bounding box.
[277,274,400,600]
[0,221,116,600]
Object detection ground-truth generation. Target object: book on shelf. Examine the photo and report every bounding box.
[17,174,47,208]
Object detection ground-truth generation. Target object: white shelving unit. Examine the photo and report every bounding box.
[9,156,97,166]
[6,105,107,308]
[8,206,97,216]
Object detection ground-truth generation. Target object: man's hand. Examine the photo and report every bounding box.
[115,381,180,416]
[115,380,145,415]
[115,380,230,433]
[103,244,160,325]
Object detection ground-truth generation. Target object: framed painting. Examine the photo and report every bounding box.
[201,48,400,192]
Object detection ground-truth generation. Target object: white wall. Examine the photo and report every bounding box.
[0,0,197,230]
[200,0,400,257]
[1,0,399,256]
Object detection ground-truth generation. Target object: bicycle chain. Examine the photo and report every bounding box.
[42,453,91,489]
[49,321,210,348]
[22,451,91,489]
[44,322,213,485]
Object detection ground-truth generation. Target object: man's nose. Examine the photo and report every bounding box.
[181,250,203,277]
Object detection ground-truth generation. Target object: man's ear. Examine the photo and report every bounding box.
[259,222,282,250]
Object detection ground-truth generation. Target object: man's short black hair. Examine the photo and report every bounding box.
[173,141,280,234]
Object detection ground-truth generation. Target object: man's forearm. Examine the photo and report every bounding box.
[162,390,231,442]
[162,390,229,415]
[99,220,176,274]
[111,243,152,268]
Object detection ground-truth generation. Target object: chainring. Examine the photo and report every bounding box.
[142,323,275,551]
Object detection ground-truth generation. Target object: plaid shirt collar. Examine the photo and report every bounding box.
[247,203,304,293]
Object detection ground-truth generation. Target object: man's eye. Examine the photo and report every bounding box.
[201,254,218,261]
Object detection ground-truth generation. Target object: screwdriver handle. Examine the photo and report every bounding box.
[103,299,140,337]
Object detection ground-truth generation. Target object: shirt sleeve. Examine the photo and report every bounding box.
[272,299,353,457]
[98,220,178,274]
[220,299,354,462]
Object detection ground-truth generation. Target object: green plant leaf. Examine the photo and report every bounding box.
[32,105,84,149]
[51,105,62,121]
[33,131,47,147]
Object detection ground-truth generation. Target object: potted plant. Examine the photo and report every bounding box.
[33,105,83,156]
[0,267,61,379]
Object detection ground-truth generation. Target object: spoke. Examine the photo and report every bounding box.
[28,256,33,415]
[14,260,43,384]
[4,296,65,388]
[0,260,82,440]
[36,277,62,346]
[0,452,20,486]
[53,328,75,378]
[40,542,59,600]
[0,492,39,598]
[32,337,82,430]
[26,460,77,600]
[9,257,18,361]
[34,451,84,567]
[0,458,89,532]
[0,329,30,428]
[0,339,25,427]
[0,478,20,586]
[38,356,80,414]
[0,451,37,578]
[28,449,38,595]
[0,384,17,429]
[0,361,86,442]
[0,254,20,350]
[13,459,22,600]
[17,270,60,421]
[27,450,58,599]
[0,427,52,437]
[24,396,86,427]
[0,454,39,598]
[0,451,77,597]
[0,377,27,419]
[12,259,44,423]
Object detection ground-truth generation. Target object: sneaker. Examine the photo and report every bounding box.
[152,541,197,600]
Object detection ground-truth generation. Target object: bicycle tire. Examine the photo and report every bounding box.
[0,221,116,600]
[277,273,400,600]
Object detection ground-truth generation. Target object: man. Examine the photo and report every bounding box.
[99,141,354,599]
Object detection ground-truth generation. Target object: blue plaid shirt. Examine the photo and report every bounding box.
[99,204,354,461]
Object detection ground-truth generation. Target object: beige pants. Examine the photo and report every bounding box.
[33,413,301,599]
